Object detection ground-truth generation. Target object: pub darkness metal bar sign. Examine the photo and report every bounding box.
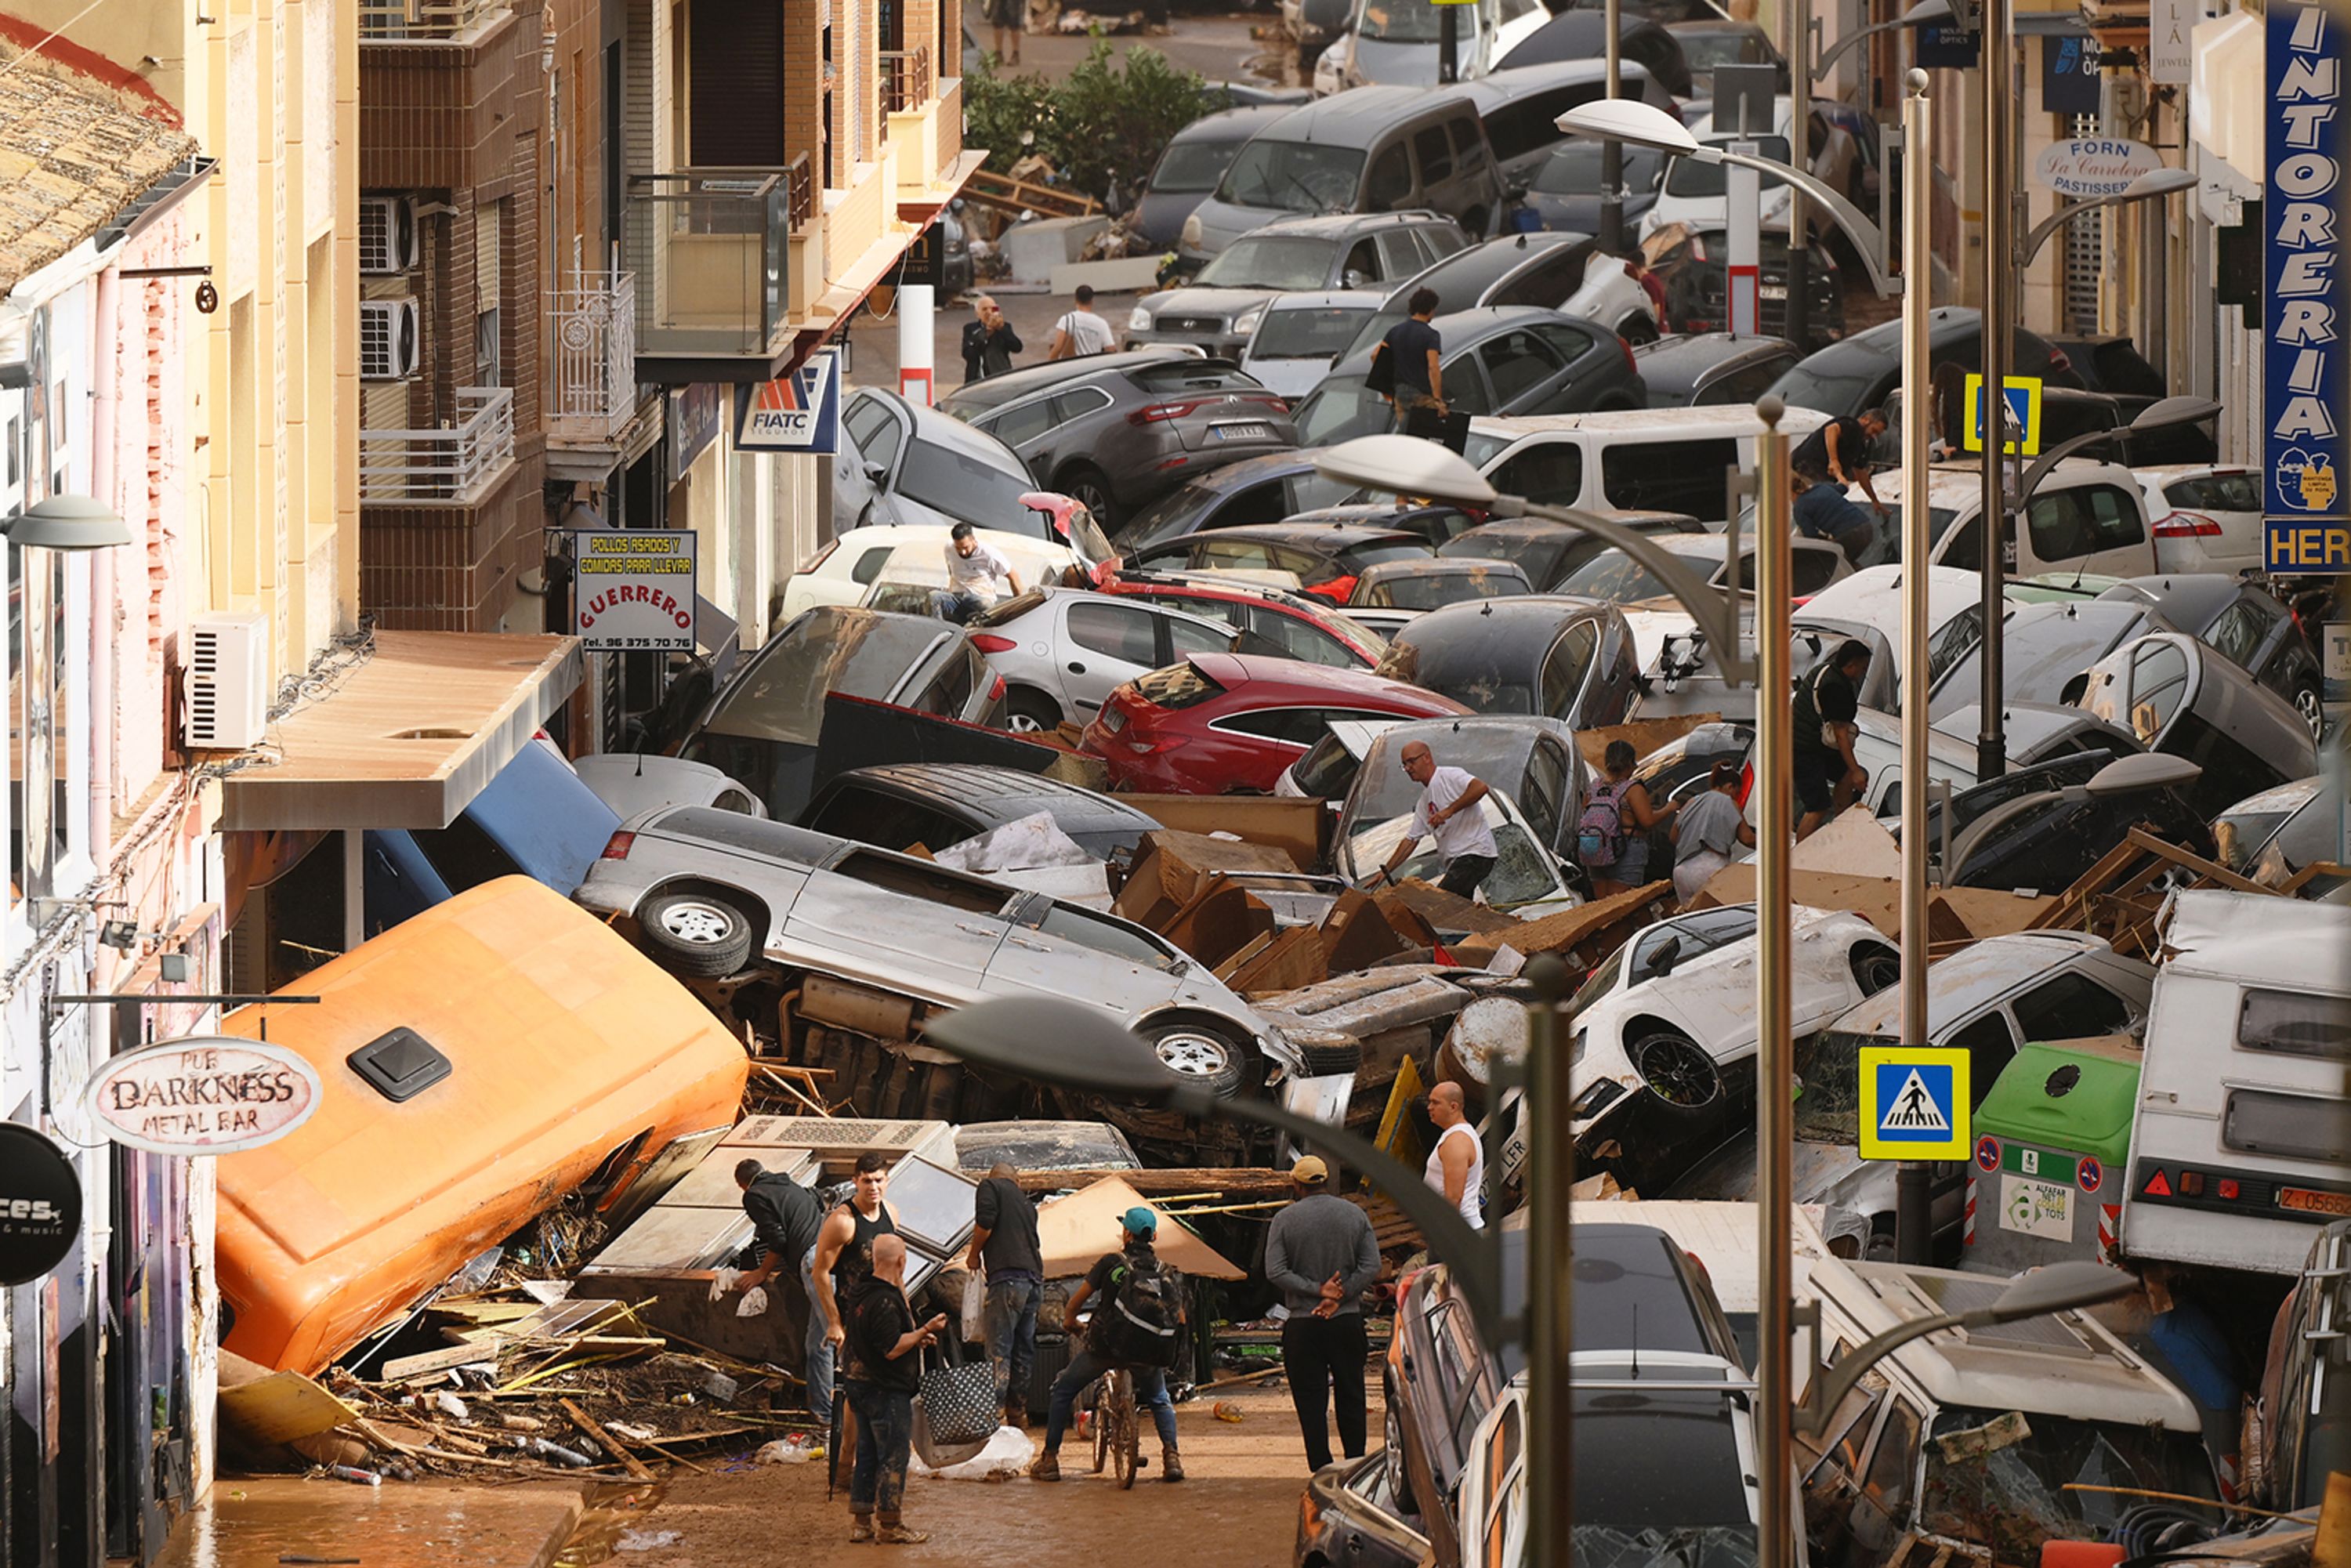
[2266,0,2349,574]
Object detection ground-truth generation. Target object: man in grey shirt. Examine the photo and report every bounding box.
[1263,1156,1381,1471]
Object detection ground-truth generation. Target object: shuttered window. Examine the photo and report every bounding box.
[689,0,784,165]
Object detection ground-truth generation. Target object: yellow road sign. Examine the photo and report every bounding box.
[1857,1045,1972,1161]
[1962,373,2043,457]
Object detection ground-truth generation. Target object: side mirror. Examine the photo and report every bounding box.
[864,463,889,486]
[1643,935,1684,978]
[1343,268,1370,289]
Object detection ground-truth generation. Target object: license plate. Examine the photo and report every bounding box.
[1759,284,1788,300]
[1101,707,1127,733]
[1214,422,1273,441]
[2280,1186,2351,1216]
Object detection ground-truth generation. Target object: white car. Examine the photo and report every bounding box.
[1340,791,1583,919]
[963,585,1239,732]
[1314,0,1548,93]
[571,755,766,820]
[1861,459,2161,580]
[1239,290,1386,402]
[775,524,1085,624]
[2134,463,2265,576]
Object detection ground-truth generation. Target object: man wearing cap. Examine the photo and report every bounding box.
[1030,1207,1186,1483]
[1262,1157,1381,1472]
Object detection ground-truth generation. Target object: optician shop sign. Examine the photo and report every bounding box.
[569,530,699,652]
[2031,137,2164,198]
[85,1037,323,1155]
[2265,0,2349,576]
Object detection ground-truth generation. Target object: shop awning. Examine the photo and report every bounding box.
[216,631,583,832]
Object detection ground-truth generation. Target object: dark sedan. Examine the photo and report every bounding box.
[1291,306,1646,448]
[1111,451,1357,553]
[1284,502,1484,546]
[1335,231,1614,368]
[1631,332,1802,408]
[1437,511,1708,591]
[1668,19,1788,93]
[1643,223,1846,351]
[1495,11,1695,96]
[1128,522,1436,603]
[1769,305,2082,419]
[1375,595,1642,727]
[940,353,1295,527]
[1517,141,1667,234]
[799,763,1164,859]
[1129,104,1291,252]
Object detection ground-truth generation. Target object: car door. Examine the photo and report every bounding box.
[1374,228,1426,284]
[978,392,1060,481]
[781,849,1016,996]
[1056,596,1168,717]
[1521,735,1574,857]
[1476,326,1570,415]
[985,894,1190,1010]
[1539,618,1601,722]
[835,393,902,527]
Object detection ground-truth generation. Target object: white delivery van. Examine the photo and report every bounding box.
[1461,405,1832,526]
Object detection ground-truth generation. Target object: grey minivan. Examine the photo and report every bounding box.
[1177,86,1507,269]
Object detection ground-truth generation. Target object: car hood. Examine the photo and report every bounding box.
[1520,190,1658,231]
[1186,196,1316,256]
[1348,35,1446,85]
[1139,286,1286,322]
[1132,190,1210,250]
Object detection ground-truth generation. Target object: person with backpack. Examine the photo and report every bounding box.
[1368,740,1495,898]
[1028,1207,1186,1483]
[1793,639,1872,842]
[1580,739,1680,898]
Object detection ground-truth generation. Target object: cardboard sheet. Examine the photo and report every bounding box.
[1032,1175,1244,1280]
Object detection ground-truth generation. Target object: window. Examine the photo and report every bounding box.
[1342,238,1380,284]
[1215,706,1331,745]
[1375,230,1425,279]
[1167,614,1230,658]
[2165,471,2260,512]
[1946,1010,2022,1099]
[1923,606,1984,690]
[1415,125,1454,184]
[2009,969,2135,1044]
[1249,607,1357,667]
[919,648,980,715]
[1697,356,1796,406]
[1853,1397,1922,1551]
[2222,1088,2349,1164]
[1938,512,1983,572]
[842,393,890,452]
[991,396,1057,447]
[1541,621,1599,717]
[1477,329,1565,408]
[1033,903,1176,968]
[1528,320,1596,368]
[850,546,895,585]
[1447,115,1489,172]
[2026,484,2146,562]
[1482,1402,1523,1568]
[1792,545,1842,597]
[1489,442,1583,509]
[1211,481,1293,530]
[2121,638,2191,742]
[806,788,972,852]
[1795,1367,1885,1485]
[1523,741,1567,843]
[1422,219,1468,259]
[1367,142,1412,206]
[1144,590,1242,628]
[1442,357,1496,417]
[1067,600,1160,665]
[834,850,1011,913]
[1050,387,1112,426]
[847,401,903,471]
[1603,438,1741,518]
[2239,987,2351,1059]
[2203,596,2276,669]
[2167,709,2290,811]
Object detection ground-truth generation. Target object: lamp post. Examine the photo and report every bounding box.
[1896,70,1936,1269]
[1811,0,1954,83]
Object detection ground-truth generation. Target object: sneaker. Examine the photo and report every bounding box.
[875,1525,931,1544]
[1162,1450,1186,1483]
[849,1519,875,1543]
[1029,1451,1062,1482]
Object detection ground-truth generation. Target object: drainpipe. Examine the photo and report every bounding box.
[89,264,119,911]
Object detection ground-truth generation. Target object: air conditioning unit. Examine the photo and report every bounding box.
[359,299,420,381]
[185,612,270,751]
[359,195,419,274]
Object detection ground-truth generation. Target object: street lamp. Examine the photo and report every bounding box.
[2013,393,2222,500]
[1811,0,1953,82]
[1311,433,1759,679]
[2016,168,2197,265]
[1793,1262,2133,1436]
[1554,100,1899,296]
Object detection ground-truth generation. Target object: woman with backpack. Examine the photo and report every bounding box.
[1578,740,1681,898]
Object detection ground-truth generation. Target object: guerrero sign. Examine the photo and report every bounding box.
[571,531,699,652]
[2266,1,2349,575]
[85,1037,323,1155]
[0,1124,81,1285]
[2031,137,2164,197]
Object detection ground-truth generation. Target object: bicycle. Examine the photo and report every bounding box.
[1087,1367,1140,1490]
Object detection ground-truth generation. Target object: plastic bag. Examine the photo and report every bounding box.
[708,1266,741,1302]
[737,1285,770,1318]
[961,1269,986,1342]
[755,1436,818,1465]
[909,1424,1034,1481]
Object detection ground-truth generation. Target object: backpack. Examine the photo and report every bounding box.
[1364,339,1396,397]
[1095,1251,1184,1368]
[1577,780,1625,869]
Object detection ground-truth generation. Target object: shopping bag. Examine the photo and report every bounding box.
[914,1333,999,1452]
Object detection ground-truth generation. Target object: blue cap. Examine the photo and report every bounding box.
[1121,1205,1158,1236]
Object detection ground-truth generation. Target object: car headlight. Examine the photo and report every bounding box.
[1180,212,1204,249]
[1233,305,1265,336]
[1129,305,1154,331]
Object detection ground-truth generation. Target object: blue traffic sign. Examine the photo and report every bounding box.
[1859,1046,1972,1161]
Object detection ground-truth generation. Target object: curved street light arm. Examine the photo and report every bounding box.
[1504,498,1757,682]
[1791,1312,1962,1437]
[2016,396,2222,498]
[1812,13,1907,81]
[1719,150,1897,296]
[2017,186,2134,266]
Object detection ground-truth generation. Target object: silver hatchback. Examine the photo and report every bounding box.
[966,585,1240,732]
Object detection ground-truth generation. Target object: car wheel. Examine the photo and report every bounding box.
[1057,463,1119,529]
[1301,1037,1364,1077]
[2294,680,2326,740]
[1004,687,1063,734]
[1851,943,1902,996]
[1143,1018,1253,1099]
[1384,1404,1421,1516]
[1630,1030,1722,1118]
[639,889,756,979]
[1618,313,1660,346]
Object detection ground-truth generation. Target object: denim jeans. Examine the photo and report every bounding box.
[932,588,991,624]
[799,1246,835,1421]
[844,1381,915,1523]
[983,1273,1041,1409]
[1043,1346,1178,1454]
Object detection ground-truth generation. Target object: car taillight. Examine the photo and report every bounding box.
[1685,317,1718,333]
[600,830,636,860]
[2152,511,2222,538]
[1128,399,1204,425]
[2047,347,2074,377]
[969,632,1017,653]
[1735,763,1755,809]
[1618,334,1638,378]
[988,673,1007,701]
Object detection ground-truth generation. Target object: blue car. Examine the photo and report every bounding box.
[364,737,620,935]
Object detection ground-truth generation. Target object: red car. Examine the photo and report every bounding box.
[1097,570,1389,669]
[1081,652,1471,795]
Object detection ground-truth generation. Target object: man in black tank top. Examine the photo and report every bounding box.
[813,1151,903,1360]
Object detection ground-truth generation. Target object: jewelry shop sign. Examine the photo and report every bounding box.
[85,1037,323,1155]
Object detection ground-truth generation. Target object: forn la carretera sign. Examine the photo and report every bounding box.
[84,1037,322,1156]
[2031,137,2164,198]
[2265,0,2349,575]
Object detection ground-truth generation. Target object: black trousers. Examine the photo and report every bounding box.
[1282,1313,1370,1471]
[1437,853,1497,899]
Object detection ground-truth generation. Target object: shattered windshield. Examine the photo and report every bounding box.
[698,610,944,744]
[1573,1528,1759,1568]
[1794,1028,1882,1143]
[1346,731,1538,836]
[1217,139,1366,213]
[1362,814,1563,907]
[1920,1407,2218,1560]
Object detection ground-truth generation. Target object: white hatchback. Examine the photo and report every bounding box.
[775,524,1085,625]
[2135,464,2265,576]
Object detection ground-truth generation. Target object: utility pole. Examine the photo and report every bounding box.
[1896,71,1936,1268]
[1783,0,1811,350]
[1974,0,2012,780]
[1440,2,1458,84]
[1601,0,1624,252]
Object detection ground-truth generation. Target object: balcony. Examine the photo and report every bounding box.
[360,387,517,505]
[881,47,934,116]
[358,0,511,41]
[623,168,804,385]
[547,271,639,448]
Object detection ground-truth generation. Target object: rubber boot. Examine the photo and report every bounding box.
[1162,1443,1186,1483]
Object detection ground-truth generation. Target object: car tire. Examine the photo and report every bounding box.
[2294,679,2326,740]
[1384,1403,1421,1517]
[1301,1038,1364,1077]
[639,889,756,979]
[1629,1029,1723,1121]
[1850,943,1901,996]
[1056,463,1120,529]
[1618,313,1661,346]
[1004,686,1063,734]
[1143,1018,1254,1099]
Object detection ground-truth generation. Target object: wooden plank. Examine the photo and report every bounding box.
[561,1397,657,1481]
[381,1340,503,1382]
[219,1371,362,1446]
[2124,827,2273,894]
[1009,1166,1305,1200]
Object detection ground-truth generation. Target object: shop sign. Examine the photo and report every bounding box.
[0,1124,81,1285]
[2265,1,2348,576]
[669,383,725,472]
[85,1037,323,1156]
[570,530,699,652]
[2031,137,2164,198]
[2041,38,2102,118]
[735,346,842,454]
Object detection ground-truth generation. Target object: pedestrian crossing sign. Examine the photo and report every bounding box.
[1857,1046,1972,1161]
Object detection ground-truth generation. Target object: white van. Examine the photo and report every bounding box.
[1462,405,1832,526]
[2121,890,2351,1276]
[1867,458,2162,580]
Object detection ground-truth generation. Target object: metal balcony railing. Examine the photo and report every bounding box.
[547,271,639,444]
[358,0,510,40]
[623,170,791,362]
[787,153,815,233]
[360,387,517,503]
[881,47,933,115]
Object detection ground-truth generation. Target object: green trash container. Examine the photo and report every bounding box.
[1962,1037,2141,1276]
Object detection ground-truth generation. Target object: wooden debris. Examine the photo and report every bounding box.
[2029,827,2276,957]
[560,1397,657,1482]
[219,1371,361,1447]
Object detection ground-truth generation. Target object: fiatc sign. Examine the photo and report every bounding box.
[85,1037,323,1156]
[570,531,699,653]
[2265,0,2349,575]
[735,347,843,454]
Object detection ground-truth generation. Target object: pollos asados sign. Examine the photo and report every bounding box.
[84,1036,323,1155]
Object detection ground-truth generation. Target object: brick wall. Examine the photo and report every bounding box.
[784,0,825,186]
[359,462,538,631]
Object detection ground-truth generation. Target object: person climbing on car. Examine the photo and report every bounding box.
[1029,1207,1186,1484]
[1792,639,1873,842]
[1580,740,1679,898]
[1369,740,1496,900]
[1791,462,1883,568]
[1791,407,1889,515]
[935,522,1023,623]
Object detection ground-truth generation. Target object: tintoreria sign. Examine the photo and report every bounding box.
[2265,0,2349,575]
[85,1036,323,1155]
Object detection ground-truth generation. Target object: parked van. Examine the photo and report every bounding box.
[1963,1037,2142,1276]
[1461,404,1831,524]
[215,877,752,1372]
[2122,891,2351,1276]
[1179,88,1507,267]
[1868,458,2161,580]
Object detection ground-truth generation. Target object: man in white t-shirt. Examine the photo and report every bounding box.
[1371,740,1498,899]
[935,522,1023,623]
[1047,284,1114,360]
